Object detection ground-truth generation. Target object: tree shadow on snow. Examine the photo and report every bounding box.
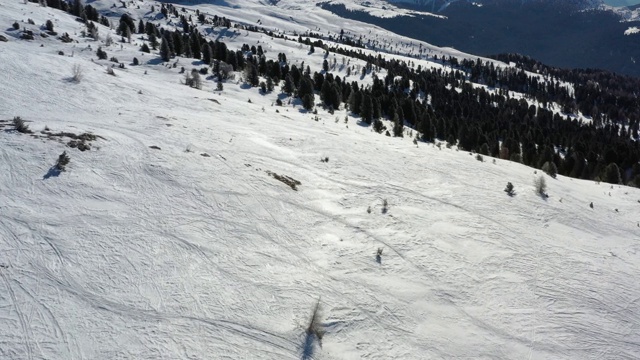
[43,166,61,180]
[299,331,316,360]
[146,57,165,66]
[356,120,372,128]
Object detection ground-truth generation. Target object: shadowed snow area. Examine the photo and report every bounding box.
[1,0,640,359]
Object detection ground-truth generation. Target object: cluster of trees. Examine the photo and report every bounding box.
[275,36,639,185]
[161,5,640,186]
[44,0,640,186]
[491,53,640,128]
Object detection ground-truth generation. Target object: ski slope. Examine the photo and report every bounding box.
[1,1,640,359]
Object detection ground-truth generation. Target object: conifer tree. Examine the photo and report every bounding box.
[202,42,212,65]
[282,73,295,96]
[149,32,158,50]
[393,112,404,137]
[361,94,373,124]
[160,38,170,62]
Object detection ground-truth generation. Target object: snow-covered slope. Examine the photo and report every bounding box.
[1,1,640,360]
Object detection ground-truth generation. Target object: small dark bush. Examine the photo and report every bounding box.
[55,151,70,171]
[133,57,139,65]
[140,43,150,53]
[59,33,73,43]
[45,19,54,32]
[109,56,119,63]
[504,182,515,196]
[276,98,283,106]
[13,116,31,133]
[12,21,20,30]
[96,47,107,60]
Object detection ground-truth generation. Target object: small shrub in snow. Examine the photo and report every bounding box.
[45,20,54,32]
[55,151,70,171]
[504,182,515,196]
[89,26,99,41]
[13,116,31,133]
[140,43,150,53]
[109,56,119,63]
[71,64,83,82]
[476,154,484,162]
[185,69,202,89]
[96,47,107,60]
[367,206,372,214]
[12,21,20,30]
[534,175,547,197]
[382,199,388,214]
[133,57,139,65]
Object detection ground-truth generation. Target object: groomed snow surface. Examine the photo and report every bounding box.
[1,1,640,359]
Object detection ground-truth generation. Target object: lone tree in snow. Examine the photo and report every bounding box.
[534,175,547,197]
[13,116,31,133]
[55,151,70,171]
[306,298,325,345]
[504,182,515,196]
[96,47,107,60]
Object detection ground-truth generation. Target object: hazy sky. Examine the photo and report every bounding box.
[603,0,640,6]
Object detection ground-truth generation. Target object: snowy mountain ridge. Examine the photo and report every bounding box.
[1,0,640,359]
[385,0,605,12]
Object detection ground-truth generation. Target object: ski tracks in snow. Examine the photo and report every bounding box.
[0,268,33,360]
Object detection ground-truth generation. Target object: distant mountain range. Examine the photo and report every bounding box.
[386,0,640,10]
[604,0,640,6]
[386,0,604,12]
[320,0,640,76]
